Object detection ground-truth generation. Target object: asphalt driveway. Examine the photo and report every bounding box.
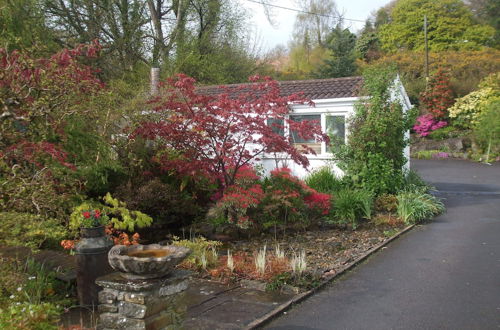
[264,159,500,330]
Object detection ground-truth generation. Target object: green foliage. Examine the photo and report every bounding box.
[334,65,414,194]
[63,117,125,197]
[329,188,374,229]
[0,0,59,53]
[315,25,357,78]
[0,258,72,329]
[355,26,381,62]
[413,150,445,159]
[360,49,500,103]
[69,193,153,232]
[378,0,495,53]
[114,178,206,228]
[403,170,432,192]
[474,99,500,163]
[172,236,221,270]
[68,201,102,231]
[0,164,83,221]
[304,167,346,194]
[103,193,153,232]
[0,212,68,249]
[266,271,321,292]
[427,126,460,140]
[397,190,445,224]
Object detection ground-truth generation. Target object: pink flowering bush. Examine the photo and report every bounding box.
[413,114,448,137]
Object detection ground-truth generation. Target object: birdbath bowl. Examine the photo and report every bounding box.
[108,244,191,280]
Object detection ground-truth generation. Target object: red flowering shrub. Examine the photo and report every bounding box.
[209,166,332,230]
[259,168,332,229]
[419,69,454,120]
[304,191,331,215]
[210,165,264,228]
[218,184,265,228]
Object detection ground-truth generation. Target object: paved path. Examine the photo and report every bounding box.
[264,159,500,330]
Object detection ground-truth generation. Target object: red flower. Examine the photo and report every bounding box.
[82,211,91,219]
[94,209,101,218]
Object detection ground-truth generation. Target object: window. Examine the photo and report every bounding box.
[267,118,284,136]
[326,115,345,152]
[266,113,346,156]
[290,114,321,154]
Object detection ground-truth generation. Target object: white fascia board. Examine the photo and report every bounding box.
[392,75,413,111]
[290,97,360,111]
[290,97,360,113]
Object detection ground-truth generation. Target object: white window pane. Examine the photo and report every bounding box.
[290,115,320,143]
[267,118,284,136]
[326,115,345,152]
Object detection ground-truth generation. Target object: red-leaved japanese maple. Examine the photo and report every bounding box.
[0,41,103,169]
[132,74,327,189]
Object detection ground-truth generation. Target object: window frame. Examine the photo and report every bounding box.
[266,111,347,157]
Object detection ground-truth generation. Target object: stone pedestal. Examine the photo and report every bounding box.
[95,270,190,330]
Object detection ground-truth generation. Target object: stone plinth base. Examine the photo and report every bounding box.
[95,270,190,330]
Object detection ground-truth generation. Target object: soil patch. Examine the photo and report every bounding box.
[223,224,405,276]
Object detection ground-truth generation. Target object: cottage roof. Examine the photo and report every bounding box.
[197,76,364,100]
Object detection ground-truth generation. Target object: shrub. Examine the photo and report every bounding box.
[413,114,448,137]
[413,150,452,160]
[374,194,398,213]
[69,193,153,232]
[208,165,264,229]
[260,168,331,230]
[419,69,454,120]
[209,167,331,231]
[449,73,500,129]
[0,212,68,250]
[172,236,222,270]
[334,65,414,194]
[473,99,500,163]
[304,167,346,193]
[427,126,460,140]
[329,188,373,229]
[403,170,432,192]
[114,178,206,228]
[397,191,445,224]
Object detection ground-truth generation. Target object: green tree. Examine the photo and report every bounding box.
[334,66,415,194]
[355,21,381,62]
[464,0,500,47]
[378,0,495,52]
[315,25,357,78]
[0,0,58,52]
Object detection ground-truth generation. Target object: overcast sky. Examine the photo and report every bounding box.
[239,0,392,52]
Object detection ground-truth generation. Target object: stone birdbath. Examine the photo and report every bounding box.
[96,244,192,329]
[108,244,190,280]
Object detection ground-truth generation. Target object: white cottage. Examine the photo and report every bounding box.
[198,76,412,178]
